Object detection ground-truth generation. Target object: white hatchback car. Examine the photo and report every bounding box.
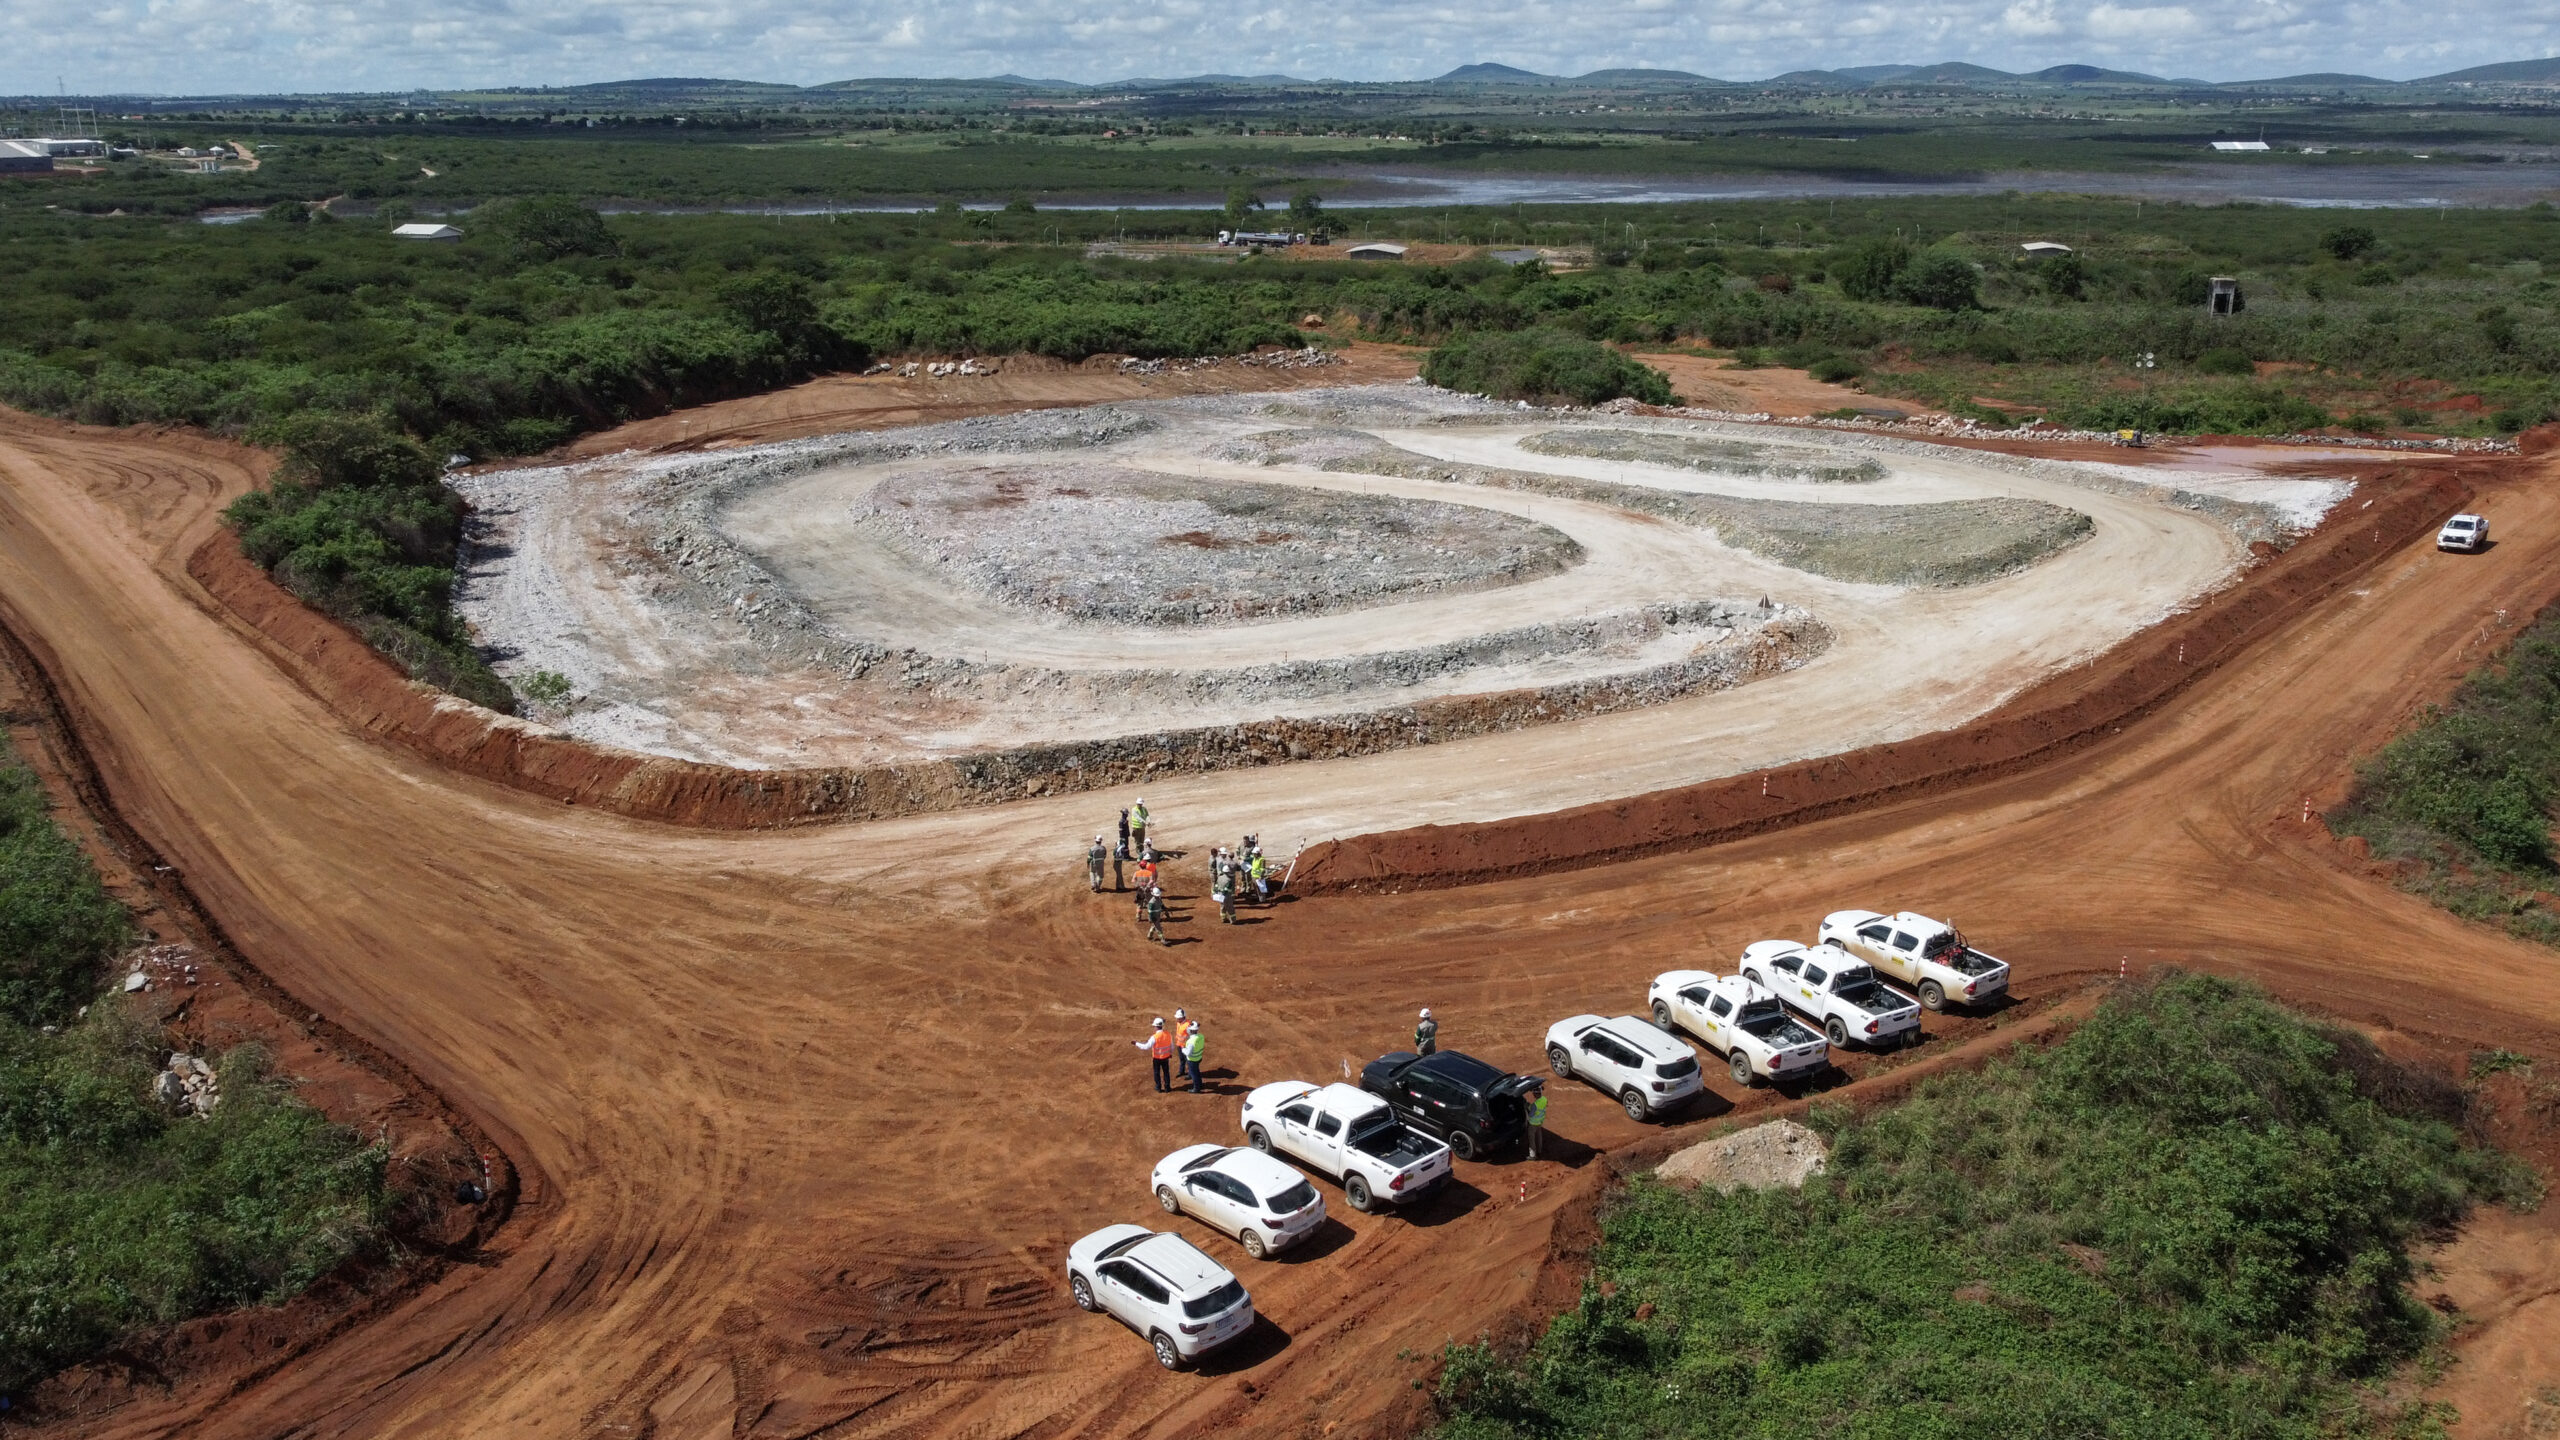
[1150,1144,1326,1258]
[1066,1224,1257,1369]
[1543,1013,1705,1119]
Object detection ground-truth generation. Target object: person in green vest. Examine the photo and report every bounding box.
[1212,856,1236,924]
[1525,1080,1548,1159]
[1145,885,1168,945]
[1181,1020,1206,1092]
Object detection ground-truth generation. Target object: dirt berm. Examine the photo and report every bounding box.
[186,462,2461,835]
[1291,466,2473,892]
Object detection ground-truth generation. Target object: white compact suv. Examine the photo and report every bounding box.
[2438,513,2488,552]
[1065,1224,1256,1369]
[1149,1144,1326,1258]
[1543,1013,1705,1119]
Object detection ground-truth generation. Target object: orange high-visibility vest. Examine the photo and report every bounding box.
[1148,1029,1174,1059]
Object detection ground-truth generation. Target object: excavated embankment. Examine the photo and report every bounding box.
[189,533,1823,826]
[189,462,2463,836]
[1291,464,2475,892]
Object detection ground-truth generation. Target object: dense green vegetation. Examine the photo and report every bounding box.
[1438,972,2533,1439]
[7,190,2558,465]
[227,415,512,710]
[1422,329,1674,405]
[0,757,386,1395]
[2331,603,2560,945]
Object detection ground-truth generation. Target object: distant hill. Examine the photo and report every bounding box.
[2219,71,2397,88]
[2419,56,2560,84]
[2027,63,2172,84]
[1574,68,1722,84]
[1436,63,1562,84]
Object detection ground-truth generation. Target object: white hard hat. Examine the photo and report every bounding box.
[1153,1016,1166,1026]
[1174,1008,1186,1019]
[1419,1007,1432,1019]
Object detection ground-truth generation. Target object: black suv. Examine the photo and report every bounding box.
[1359,1050,1540,1160]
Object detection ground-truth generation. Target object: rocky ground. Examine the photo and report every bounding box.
[1520,427,1887,483]
[850,461,1580,626]
[1231,426,2097,588]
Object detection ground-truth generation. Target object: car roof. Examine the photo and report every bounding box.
[2448,513,2482,524]
[1824,908,1883,926]
[1313,1082,1385,1114]
[1599,1016,1692,1060]
[1655,968,1715,988]
[1246,1080,1320,1108]
[1127,1232,1232,1295]
[1209,1147,1309,1195]
[1415,1050,1506,1088]
[1887,911,1948,930]
[1742,939,1806,959]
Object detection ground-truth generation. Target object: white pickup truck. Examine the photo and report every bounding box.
[1647,970,1832,1085]
[1240,1081,1453,1213]
[1818,909,2012,1011]
[1737,940,1923,1049]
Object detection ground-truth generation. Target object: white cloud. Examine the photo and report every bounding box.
[0,0,2554,93]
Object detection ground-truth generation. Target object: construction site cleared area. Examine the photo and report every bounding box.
[3,354,2558,1438]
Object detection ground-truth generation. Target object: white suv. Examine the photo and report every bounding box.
[1543,1013,1705,1119]
[1066,1224,1256,1369]
[2438,513,2488,552]
[1149,1144,1326,1258]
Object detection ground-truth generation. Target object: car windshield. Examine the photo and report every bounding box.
[1656,1056,1698,1079]
[1182,1149,1230,1172]
[1267,1180,1318,1213]
[1099,1233,1150,1260]
[1183,1279,1247,1319]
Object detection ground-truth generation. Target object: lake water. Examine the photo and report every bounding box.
[209,159,2560,224]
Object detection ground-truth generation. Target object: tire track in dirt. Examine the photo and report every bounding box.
[0,402,2557,1437]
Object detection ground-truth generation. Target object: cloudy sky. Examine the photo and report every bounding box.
[4,0,2555,96]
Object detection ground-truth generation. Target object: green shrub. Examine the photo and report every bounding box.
[2323,224,2380,261]
[1437,972,2530,1440]
[0,767,130,1029]
[1896,250,1982,311]
[0,1012,387,1393]
[226,414,513,713]
[1808,356,1862,383]
[1833,238,1910,302]
[485,195,618,260]
[2333,603,2560,888]
[2195,346,2255,376]
[2050,383,2329,436]
[1421,329,1674,406]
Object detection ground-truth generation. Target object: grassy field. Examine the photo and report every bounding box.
[1437,972,2536,1440]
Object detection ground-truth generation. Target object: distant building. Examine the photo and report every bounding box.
[2207,276,2244,316]
[2211,140,2272,152]
[27,138,106,157]
[392,222,464,241]
[0,140,53,175]
[1343,242,1408,261]
[2019,241,2074,257]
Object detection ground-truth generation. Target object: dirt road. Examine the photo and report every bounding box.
[1,397,2556,1438]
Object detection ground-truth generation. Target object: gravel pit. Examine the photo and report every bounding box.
[850,462,1581,626]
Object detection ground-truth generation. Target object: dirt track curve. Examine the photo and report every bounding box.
[2,398,2558,1439]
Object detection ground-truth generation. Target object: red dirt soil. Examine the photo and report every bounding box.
[0,393,2556,1437]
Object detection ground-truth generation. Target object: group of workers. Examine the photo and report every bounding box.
[1083,799,1283,943]
[1133,1009,1210,1093]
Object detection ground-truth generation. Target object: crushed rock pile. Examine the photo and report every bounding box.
[1656,1119,1830,1193]
[851,462,1581,626]
[155,1052,221,1118]
[1521,427,1887,483]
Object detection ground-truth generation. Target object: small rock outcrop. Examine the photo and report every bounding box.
[1656,1118,1828,1193]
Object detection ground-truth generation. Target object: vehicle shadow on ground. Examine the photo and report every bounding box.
[1193,1315,1291,1373]
[1401,1179,1493,1227]
[1274,1218,1359,1261]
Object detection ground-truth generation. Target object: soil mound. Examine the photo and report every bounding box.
[1656,1119,1831,1192]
